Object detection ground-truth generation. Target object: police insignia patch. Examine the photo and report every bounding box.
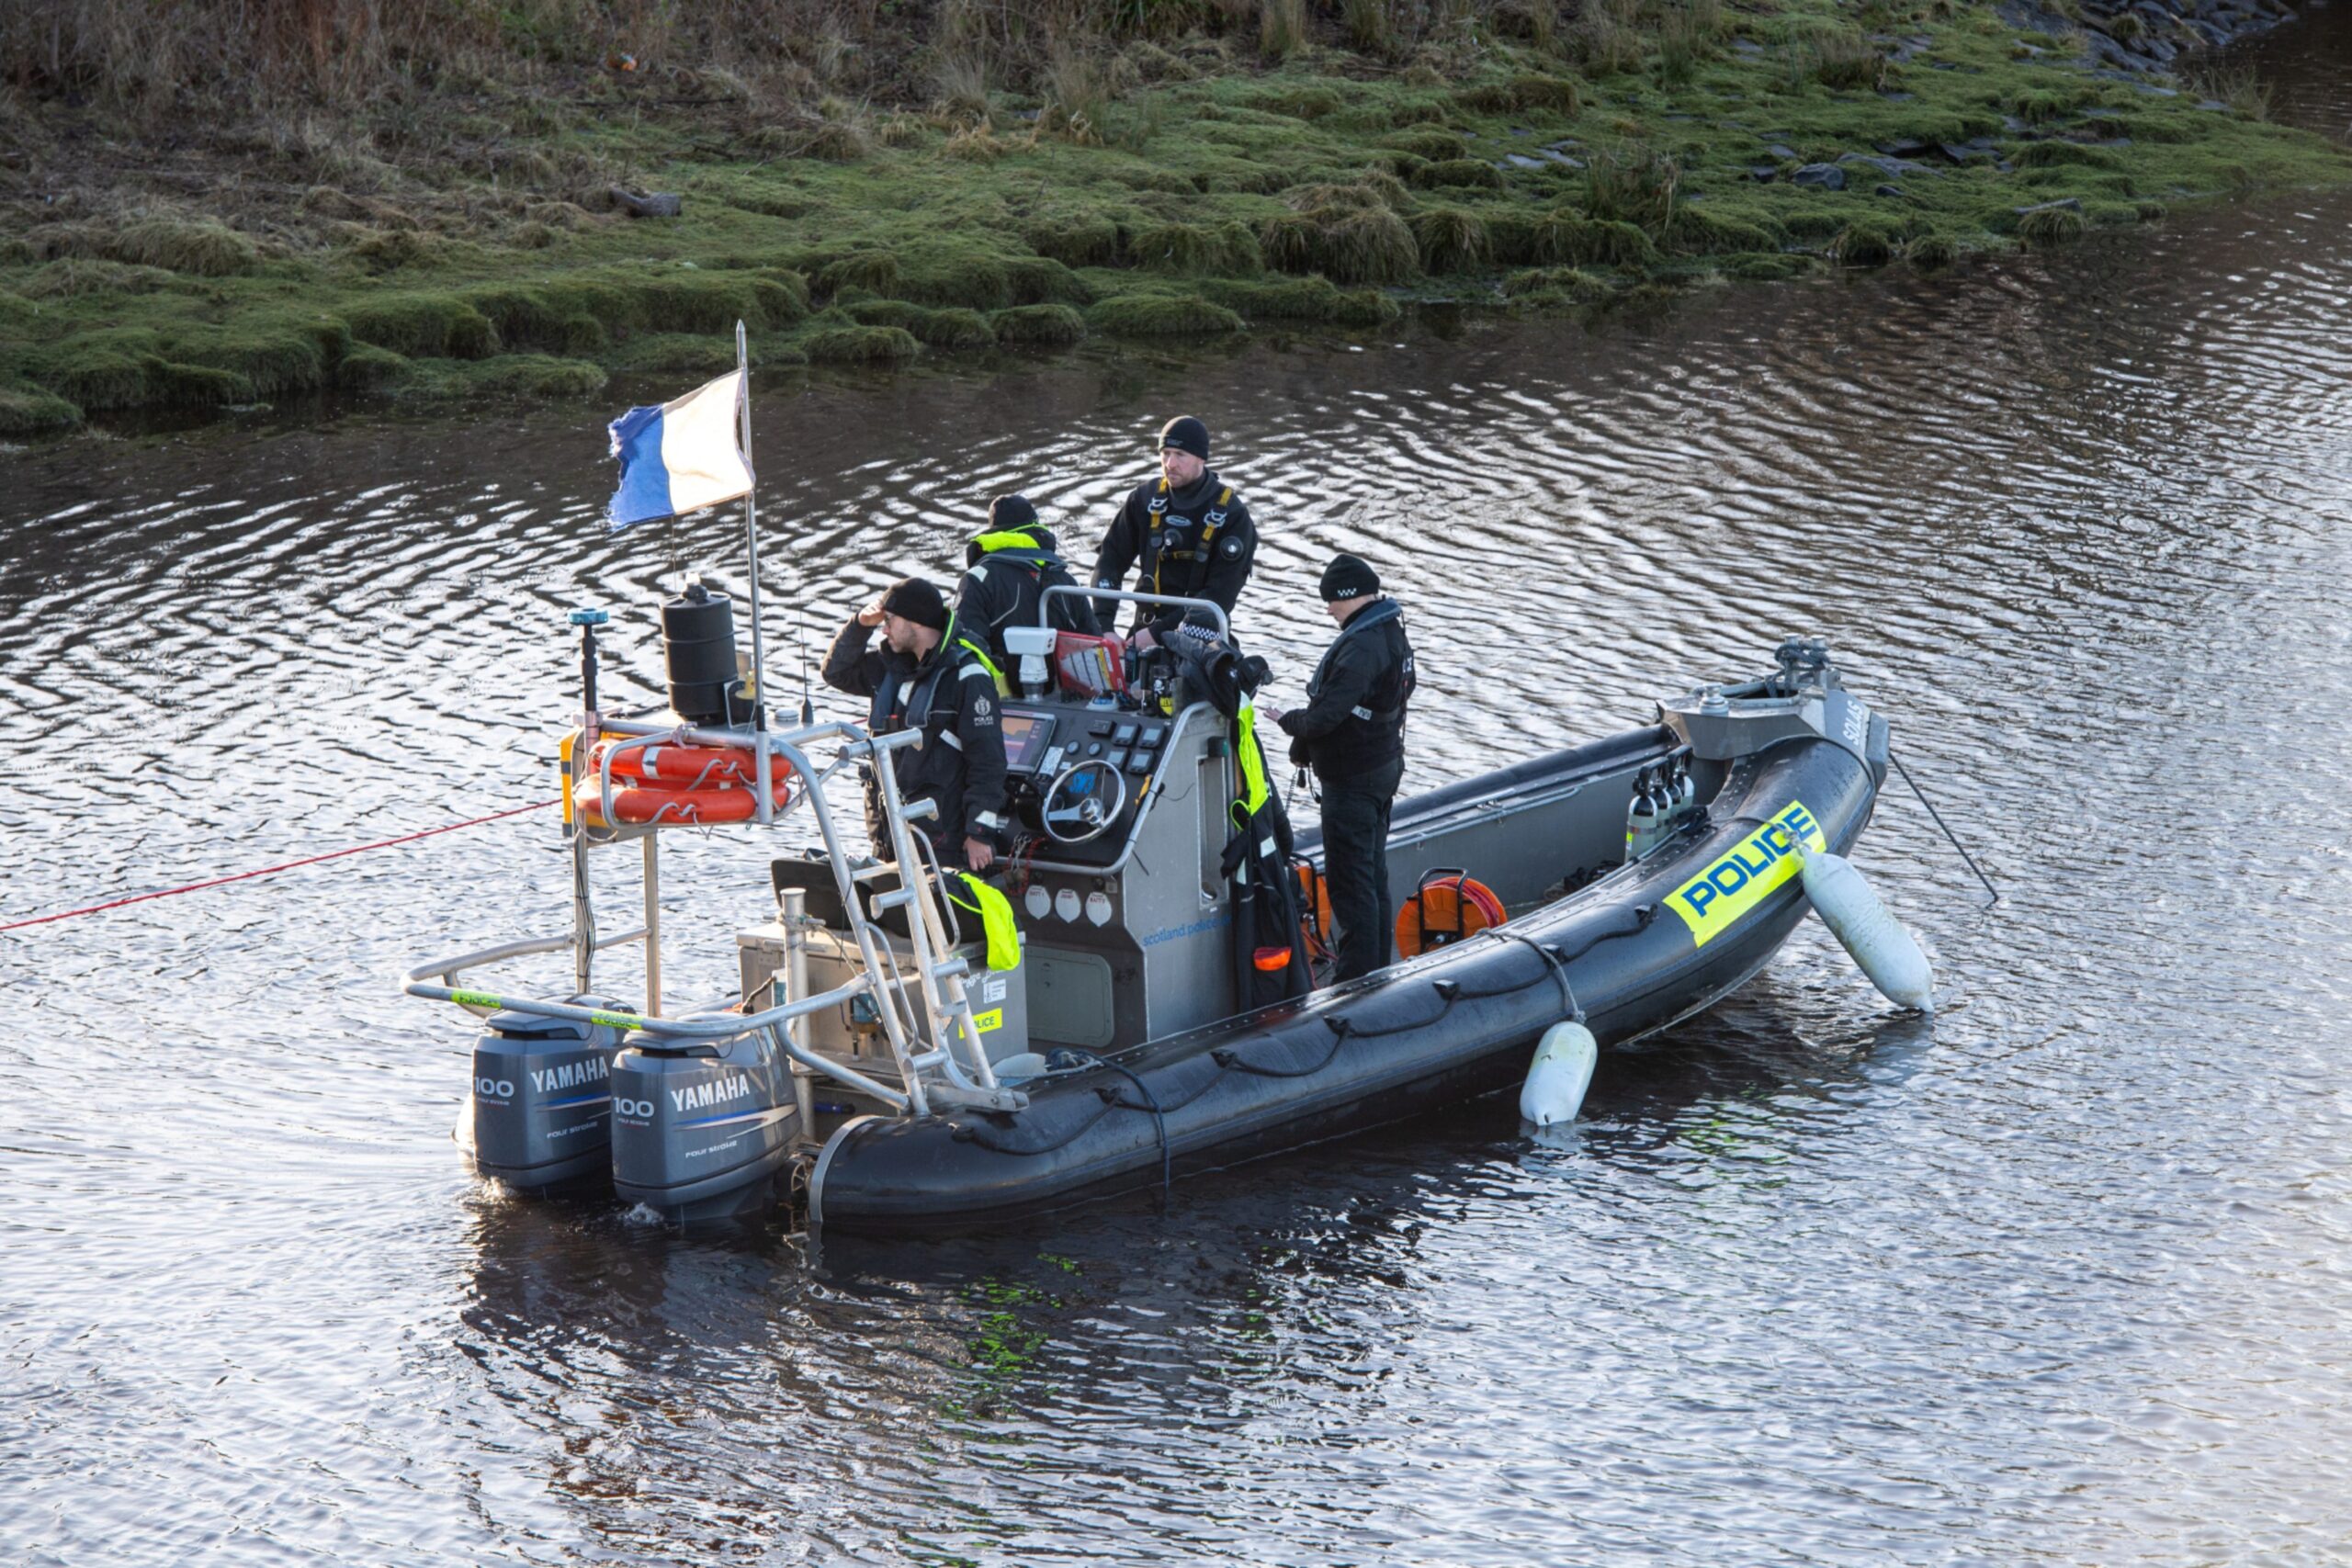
[975,696,991,716]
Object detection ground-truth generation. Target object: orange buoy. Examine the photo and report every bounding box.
[1394,870,1506,959]
[571,773,793,829]
[587,739,791,789]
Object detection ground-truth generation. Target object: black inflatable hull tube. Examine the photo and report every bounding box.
[813,734,1875,1234]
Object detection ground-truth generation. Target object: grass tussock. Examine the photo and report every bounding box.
[1413,159,1506,191]
[2015,141,2123,170]
[848,299,995,348]
[1457,73,1582,117]
[1412,207,1489,274]
[1503,265,1614,301]
[347,296,497,359]
[1378,127,1470,162]
[1261,205,1420,286]
[817,252,901,297]
[1085,293,1247,336]
[1905,233,1958,270]
[2018,205,2088,248]
[805,324,922,364]
[20,259,175,299]
[2185,62,2274,122]
[1025,214,1122,269]
[1260,0,1309,60]
[1829,221,1895,268]
[1583,146,1680,231]
[107,218,261,276]
[0,382,85,434]
[1131,220,1259,276]
[1667,207,1783,256]
[991,304,1088,346]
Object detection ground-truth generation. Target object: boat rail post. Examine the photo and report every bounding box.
[641,833,662,1017]
[735,320,775,829]
[782,886,818,1134]
[567,605,610,998]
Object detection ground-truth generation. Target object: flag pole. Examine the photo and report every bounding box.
[737,319,774,825]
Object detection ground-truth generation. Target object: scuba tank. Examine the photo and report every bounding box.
[1624,768,1664,863]
[1673,755,1697,820]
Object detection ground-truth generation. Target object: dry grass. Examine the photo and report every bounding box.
[1260,0,1308,59]
[1582,145,1679,231]
[2184,61,2274,121]
[930,48,993,121]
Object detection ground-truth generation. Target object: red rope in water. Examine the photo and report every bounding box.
[0,798,560,933]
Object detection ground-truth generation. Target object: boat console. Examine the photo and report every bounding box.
[736,607,1252,1066]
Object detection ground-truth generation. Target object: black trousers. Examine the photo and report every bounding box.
[1318,758,1403,982]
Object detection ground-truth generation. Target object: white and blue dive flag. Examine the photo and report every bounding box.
[605,369,754,530]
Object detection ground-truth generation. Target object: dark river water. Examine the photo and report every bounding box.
[7,12,2352,1564]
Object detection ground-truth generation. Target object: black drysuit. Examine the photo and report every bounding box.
[821,614,1011,869]
[1091,469,1258,639]
[1278,598,1417,981]
[954,522,1100,673]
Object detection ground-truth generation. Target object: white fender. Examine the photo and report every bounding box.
[1791,840,1934,1010]
[1519,1020,1598,1127]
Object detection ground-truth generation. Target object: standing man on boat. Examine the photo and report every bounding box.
[821,577,1012,873]
[1091,416,1259,648]
[956,492,1099,677]
[1274,555,1416,983]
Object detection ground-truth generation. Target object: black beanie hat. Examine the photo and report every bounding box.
[1158,415,1210,461]
[1319,553,1380,603]
[880,576,949,631]
[988,493,1041,534]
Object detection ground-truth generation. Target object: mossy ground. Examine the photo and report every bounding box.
[3,0,2344,434]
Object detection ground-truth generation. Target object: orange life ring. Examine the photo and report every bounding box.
[571,773,794,829]
[586,739,792,789]
[1394,872,1506,959]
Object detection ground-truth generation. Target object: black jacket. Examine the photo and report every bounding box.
[956,522,1100,671]
[1277,597,1415,778]
[1091,469,1258,638]
[821,613,1011,856]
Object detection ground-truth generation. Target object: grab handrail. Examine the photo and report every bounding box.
[1042,584,1229,642]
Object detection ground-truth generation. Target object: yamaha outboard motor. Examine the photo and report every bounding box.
[470,1007,628,1191]
[610,1027,799,1220]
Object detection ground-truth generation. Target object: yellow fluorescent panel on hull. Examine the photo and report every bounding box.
[1668,800,1828,947]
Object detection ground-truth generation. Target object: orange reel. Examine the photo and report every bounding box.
[1394,869,1506,959]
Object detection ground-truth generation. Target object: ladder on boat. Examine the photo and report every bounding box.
[403,714,1023,1120]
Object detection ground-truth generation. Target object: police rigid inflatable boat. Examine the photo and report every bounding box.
[407,589,1885,1235]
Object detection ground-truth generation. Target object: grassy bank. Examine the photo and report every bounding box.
[3,0,2346,435]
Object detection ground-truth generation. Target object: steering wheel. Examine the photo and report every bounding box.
[1039,759,1129,844]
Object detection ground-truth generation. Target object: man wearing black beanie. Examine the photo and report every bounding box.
[956,492,1100,672]
[821,575,1012,871]
[1276,554,1416,981]
[1090,414,1260,647]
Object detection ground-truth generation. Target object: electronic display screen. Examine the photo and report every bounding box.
[1000,712,1053,772]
